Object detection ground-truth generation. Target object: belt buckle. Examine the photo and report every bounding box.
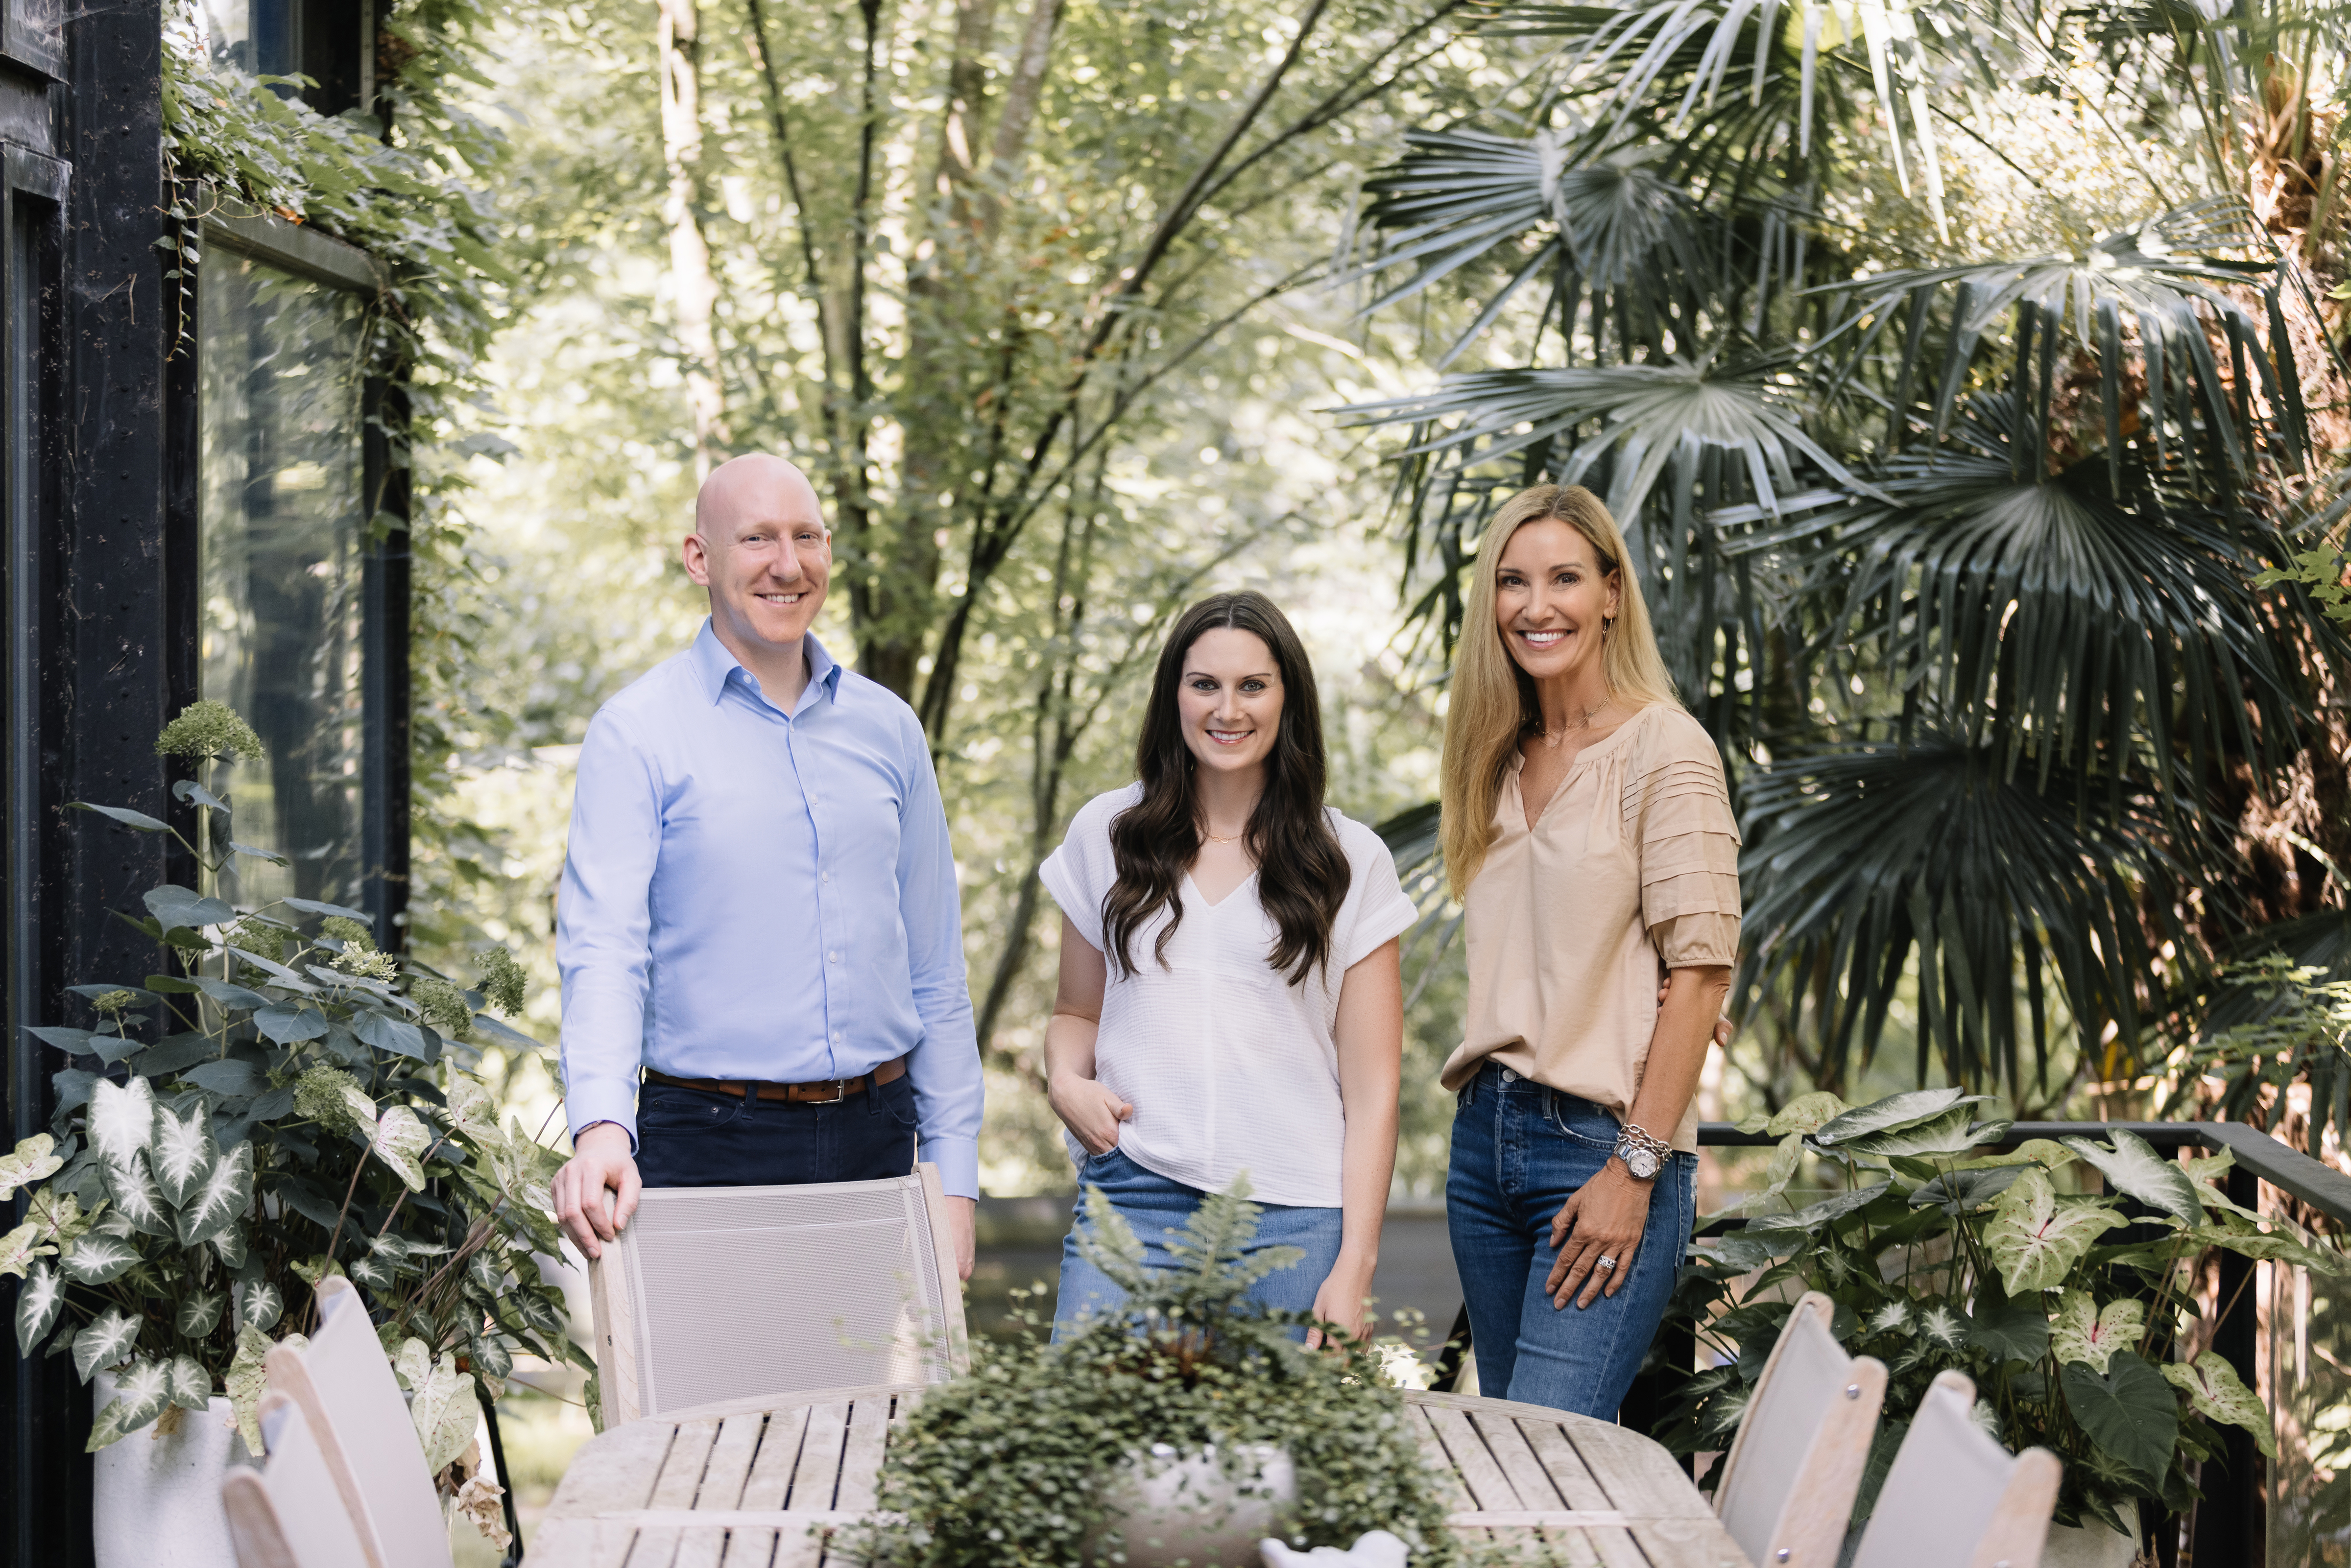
[803,1076,850,1105]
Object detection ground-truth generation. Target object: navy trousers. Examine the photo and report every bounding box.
[634,1072,920,1188]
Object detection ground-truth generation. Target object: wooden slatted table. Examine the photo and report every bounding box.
[529,1383,1752,1568]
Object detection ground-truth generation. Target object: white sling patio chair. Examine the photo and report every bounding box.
[265,1276,457,1568]
[1710,1290,1889,1568]
[221,1391,374,1568]
[1848,1370,2063,1568]
[588,1164,969,1425]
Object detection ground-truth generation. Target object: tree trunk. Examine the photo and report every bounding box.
[657,0,725,476]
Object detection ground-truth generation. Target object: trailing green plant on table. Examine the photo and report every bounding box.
[855,1182,1460,1568]
[1651,1087,2344,1537]
[0,703,578,1539]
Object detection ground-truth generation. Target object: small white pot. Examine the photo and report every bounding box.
[91,1374,253,1568]
[2039,1499,2140,1568]
[1095,1443,1296,1568]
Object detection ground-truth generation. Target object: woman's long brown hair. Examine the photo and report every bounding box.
[1102,592,1350,986]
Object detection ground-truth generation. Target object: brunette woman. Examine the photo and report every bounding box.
[1040,591,1416,1344]
[1439,484,1740,1416]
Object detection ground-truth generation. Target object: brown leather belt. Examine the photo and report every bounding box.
[645,1056,907,1106]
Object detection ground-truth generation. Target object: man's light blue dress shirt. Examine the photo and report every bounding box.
[557,622,983,1199]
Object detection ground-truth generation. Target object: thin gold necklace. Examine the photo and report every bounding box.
[1201,827,1247,845]
[1536,700,1609,746]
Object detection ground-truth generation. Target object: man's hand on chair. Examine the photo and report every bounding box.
[554,1122,641,1260]
[946,1195,975,1282]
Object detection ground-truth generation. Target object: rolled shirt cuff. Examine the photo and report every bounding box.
[922,1135,981,1201]
[565,1083,640,1154]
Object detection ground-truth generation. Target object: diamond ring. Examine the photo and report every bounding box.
[1594,1255,1617,1272]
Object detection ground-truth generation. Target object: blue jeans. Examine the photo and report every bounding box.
[1446,1061,1696,1418]
[1052,1146,1344,1341]
[635,1072,919,1188]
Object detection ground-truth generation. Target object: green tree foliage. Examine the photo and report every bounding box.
[1342,0,2351,1102]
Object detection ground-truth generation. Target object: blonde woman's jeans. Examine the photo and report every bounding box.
[1446,1060,1696,1417]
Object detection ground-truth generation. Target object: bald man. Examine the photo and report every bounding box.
[551,455,981,1278]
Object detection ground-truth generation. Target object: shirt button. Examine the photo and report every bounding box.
[1501,1069,1518,1084]
[832,1031,842,1043]
[828,951,840,964]
[820,871,830,884]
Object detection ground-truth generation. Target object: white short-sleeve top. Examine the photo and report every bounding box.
[1039,783,1419,1208]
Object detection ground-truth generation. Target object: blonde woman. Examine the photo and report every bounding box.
[1439,484,1740,1417]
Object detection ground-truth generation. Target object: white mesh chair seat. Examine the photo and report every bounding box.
[221,1393,373,1568]
[265,1277,457,1568]
[1712,1290,1888,1568]
[1849,1370,2063,1568]
[589,1164,968,1425]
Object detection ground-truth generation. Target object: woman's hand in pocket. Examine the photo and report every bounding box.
[1048,1071,1133,1156]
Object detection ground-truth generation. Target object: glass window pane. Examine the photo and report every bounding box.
[199,252,366,917]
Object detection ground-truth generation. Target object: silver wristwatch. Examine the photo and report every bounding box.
[1612,1123,1671,1182]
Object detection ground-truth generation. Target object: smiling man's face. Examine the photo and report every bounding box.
[684,456,830,665]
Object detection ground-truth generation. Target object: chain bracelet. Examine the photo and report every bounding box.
[1619,1122,1673,1162]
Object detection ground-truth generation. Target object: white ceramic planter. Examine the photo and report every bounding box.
[2039,1500,2139,1568]
[1095,1443,1296,1568]
[90,1374,253,1568]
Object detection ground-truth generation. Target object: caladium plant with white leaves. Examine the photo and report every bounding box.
[1,702,584,1466]
[1652,1086,2348,1539]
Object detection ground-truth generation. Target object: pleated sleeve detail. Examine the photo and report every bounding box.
[1628,718,1743,968]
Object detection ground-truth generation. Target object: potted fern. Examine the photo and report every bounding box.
[0,703,582,1565]
[853,1182,1458,1568]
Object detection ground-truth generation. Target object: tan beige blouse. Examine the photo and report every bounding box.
[1438,703,1742,1152]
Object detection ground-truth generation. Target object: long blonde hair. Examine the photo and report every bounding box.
[1439,484,1682,897]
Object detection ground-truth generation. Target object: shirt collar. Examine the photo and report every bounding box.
[690,619,844,708]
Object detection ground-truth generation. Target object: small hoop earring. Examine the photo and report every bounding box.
[1603,615,1615,638]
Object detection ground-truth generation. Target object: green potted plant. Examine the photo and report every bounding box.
[852,1182,1460,1568]
[1650,1087,2341,1566]
[0,702,582,1566]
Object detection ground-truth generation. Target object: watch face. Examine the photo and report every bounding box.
[1617,1140,1662,1180]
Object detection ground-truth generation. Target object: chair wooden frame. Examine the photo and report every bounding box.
[1711,1290,1889,1568]
[222,1390,372,1568]
[588,1162,969,1427]
[1849,1370,2064,1568]
[265,1276,456,1568]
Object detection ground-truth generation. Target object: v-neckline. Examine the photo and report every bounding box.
[1185,869,1258,911]
[1514,703,1655,832]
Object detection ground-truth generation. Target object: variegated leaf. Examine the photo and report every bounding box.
[1765,1092,1850,1137]
[443,1077,503,1145]
[14,1260,62,1357]
[1920,1303,1969,1350]
[2184,1226,2351,1276]
[58,1230,141,1285]
[2061,1129,2203,1226]
[0,1219,41,1279]
[73,1308,140,1383]
[1868,1300,1913,1336]
[2051,1291,2146,1374]
[395,1338,480,1473]
[149,1103,217,1210]
[337,1082,380,1133]
[88,1076,158,1171]
[165,1354,214,1411]
[175,1290,224,1339]
[369,1105,431,1191]
[101,1151,170,1237]
[87,1359,172,1451]
[236,1279,283,1332]
[175,1142,252,1248]
[2162,1353,2274,1458]
[1985,1167,2125,1297]
[1719,1132,1803,1214]
[226,1327,273,1456]
[212,1222,248,1269]
[26,1188,94,1249]
[0,1133,62,1198]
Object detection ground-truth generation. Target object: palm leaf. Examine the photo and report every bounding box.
[1736,729,2175,1089]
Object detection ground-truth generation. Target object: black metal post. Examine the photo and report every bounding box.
[477,1380,527,1566]
[2192,1164,2264,1568]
